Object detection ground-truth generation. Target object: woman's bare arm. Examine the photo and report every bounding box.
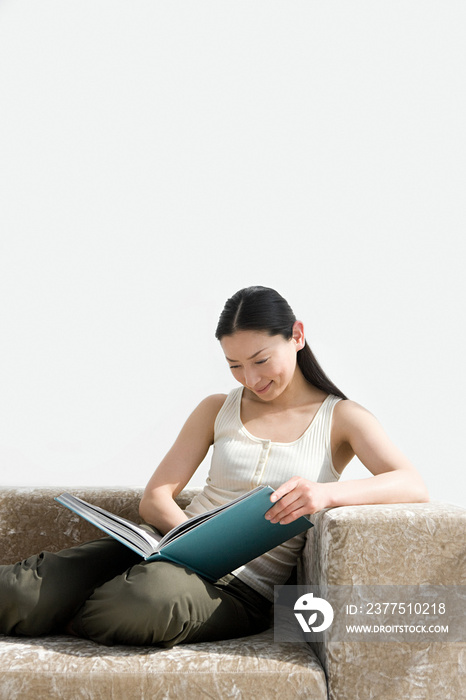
[266,400,429,524]
[139,394,226,534]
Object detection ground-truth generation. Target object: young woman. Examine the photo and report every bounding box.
[0,286,428,647]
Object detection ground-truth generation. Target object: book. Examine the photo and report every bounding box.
[55,486,313,582]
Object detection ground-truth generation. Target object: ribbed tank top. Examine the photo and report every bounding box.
[184,387,343,601]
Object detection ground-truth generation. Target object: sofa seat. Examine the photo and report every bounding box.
[0,487,327,700]
[0,628,327,700]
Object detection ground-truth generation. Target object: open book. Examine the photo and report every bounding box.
[55,486,313,582]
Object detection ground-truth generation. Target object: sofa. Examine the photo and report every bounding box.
[0,488,464,700]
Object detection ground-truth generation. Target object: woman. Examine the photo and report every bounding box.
[0,286,428,647]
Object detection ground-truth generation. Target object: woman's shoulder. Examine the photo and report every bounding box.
[198,394,228,411]
[332,397,381,438]
[195,389,241,429]
[181,394,229,445]
[196,393,229,416]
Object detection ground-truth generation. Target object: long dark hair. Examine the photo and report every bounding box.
[216,286,348,400]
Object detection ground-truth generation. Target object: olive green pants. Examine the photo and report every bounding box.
[0,537,271,647]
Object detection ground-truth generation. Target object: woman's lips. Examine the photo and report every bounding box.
[256,381,272,394]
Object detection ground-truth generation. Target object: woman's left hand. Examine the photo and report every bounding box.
[265,477,331,524]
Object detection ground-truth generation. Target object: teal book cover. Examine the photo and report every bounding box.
[147,486,313,580]
[55,486,313,582]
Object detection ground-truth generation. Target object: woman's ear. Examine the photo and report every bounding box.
[292,321,306,351]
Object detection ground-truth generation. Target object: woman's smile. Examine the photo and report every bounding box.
[254,381,273,395]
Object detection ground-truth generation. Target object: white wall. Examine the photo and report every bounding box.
[1,1,464,508]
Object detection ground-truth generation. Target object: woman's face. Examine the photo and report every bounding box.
[220,324,304,401]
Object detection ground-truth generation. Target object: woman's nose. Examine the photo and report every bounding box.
[244,367,261,388]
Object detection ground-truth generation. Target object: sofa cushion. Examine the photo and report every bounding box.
[0,628,327,700]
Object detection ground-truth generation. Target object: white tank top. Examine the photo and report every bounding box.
[184,387,343,600]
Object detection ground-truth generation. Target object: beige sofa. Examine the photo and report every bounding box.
[0,488,464,700]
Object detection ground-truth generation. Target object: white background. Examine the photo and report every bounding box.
[1,1,465,507]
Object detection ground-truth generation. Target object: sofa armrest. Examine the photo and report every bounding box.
[299,501,466,700]
[302,501,466,586]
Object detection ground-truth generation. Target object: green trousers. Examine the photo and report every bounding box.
[0,537,271,647]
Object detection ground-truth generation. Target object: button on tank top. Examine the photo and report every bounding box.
[184,387,343,600]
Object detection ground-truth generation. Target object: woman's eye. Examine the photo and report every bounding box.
[228,358,268,370]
